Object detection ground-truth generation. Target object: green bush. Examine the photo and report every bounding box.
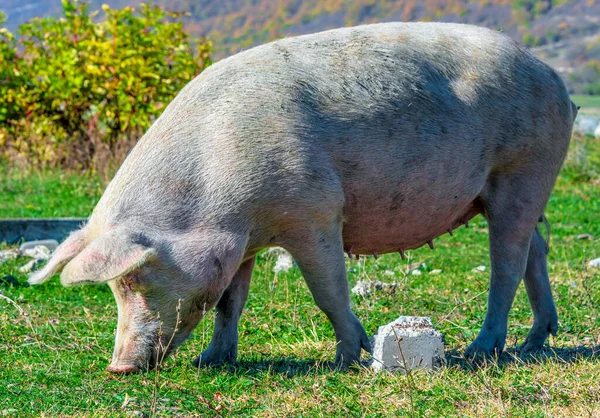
[0,0,212,170]
[0,11,24,125]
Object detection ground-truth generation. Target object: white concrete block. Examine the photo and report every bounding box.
[370,316,444,373]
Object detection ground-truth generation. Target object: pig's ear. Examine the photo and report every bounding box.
[59,228,158,287]
[28,229,88,285]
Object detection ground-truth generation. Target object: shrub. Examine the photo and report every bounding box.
[0,11,24,125]
[0,0,212,171]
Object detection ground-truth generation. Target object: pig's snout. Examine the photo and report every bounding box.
[108,329,180,374]
[108,326,160,374]
[107,347,157,374]
[107,363,140,374]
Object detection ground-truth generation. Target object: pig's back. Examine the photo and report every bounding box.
[176,21,572,180]
[97,23,573,252]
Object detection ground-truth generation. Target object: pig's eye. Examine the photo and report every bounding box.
[120,273,143,292]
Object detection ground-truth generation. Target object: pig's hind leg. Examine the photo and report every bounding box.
[520,225,558,354]
[193,257,255,367]
[283,221,371,368]
[465,172,554,358]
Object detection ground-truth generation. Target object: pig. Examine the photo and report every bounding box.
[29,22,577,373]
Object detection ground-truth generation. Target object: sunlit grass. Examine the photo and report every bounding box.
[1,136,599,416]
[571,95,600,112]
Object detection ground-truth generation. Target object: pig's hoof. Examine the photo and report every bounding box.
[192,349,236,368]
[334,354,363,369]
[518,341,544,356]
[334,325,371,369]
[519,317,557,355]
[519,334,547,356]
[519,329,553,355]
[464,334,504,360]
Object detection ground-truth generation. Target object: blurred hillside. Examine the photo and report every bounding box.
[2,0,600,94]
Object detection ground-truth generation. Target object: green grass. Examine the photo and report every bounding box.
[0,166,104,218]
[1,136,599,417]
[571,95,600,112]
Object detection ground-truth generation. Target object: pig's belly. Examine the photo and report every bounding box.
[341,189,483,255]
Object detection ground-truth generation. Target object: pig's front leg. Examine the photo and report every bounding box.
[284,223,371,368]
[193,257,255,367]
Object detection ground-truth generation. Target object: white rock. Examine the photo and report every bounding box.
[274,252,294,274]
[0,249,19,265]
[588,258,600,268]
[351,280,371,297]
[573,114,600,136]
[404,262,426,271]
[19,259,43,273]
[22,245,52,260]
[19,239,59,254]
[472,265,486,272]
[577,234,593,240]
[411,269,422,276]
[265,247,288,256]
[430,269,443,275]
[371,316,445,373]
[351,280,398,297]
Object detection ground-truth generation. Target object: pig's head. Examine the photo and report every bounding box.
[29,225,244,373]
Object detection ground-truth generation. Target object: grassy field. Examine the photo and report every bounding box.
[0,168,104,218]
[1,135,599,417]
[571,95,600,112]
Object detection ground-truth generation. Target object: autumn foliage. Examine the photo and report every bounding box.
[0,1,212,170]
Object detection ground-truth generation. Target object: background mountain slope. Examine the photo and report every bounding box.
[2,0,600,93]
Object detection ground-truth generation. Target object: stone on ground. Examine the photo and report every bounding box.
[589,257,600,268]
[14,239,58,273]
[0,249,19,265]
[273,251,294,274]
[573,114,600,137]
[577,234,593,240]
[19,259,43,273]
[19,239,59,257]
[370,316,444,373]
[351,280,398,297]
[21,245,52,260]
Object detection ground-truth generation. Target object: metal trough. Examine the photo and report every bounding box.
[0,218,87,245]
